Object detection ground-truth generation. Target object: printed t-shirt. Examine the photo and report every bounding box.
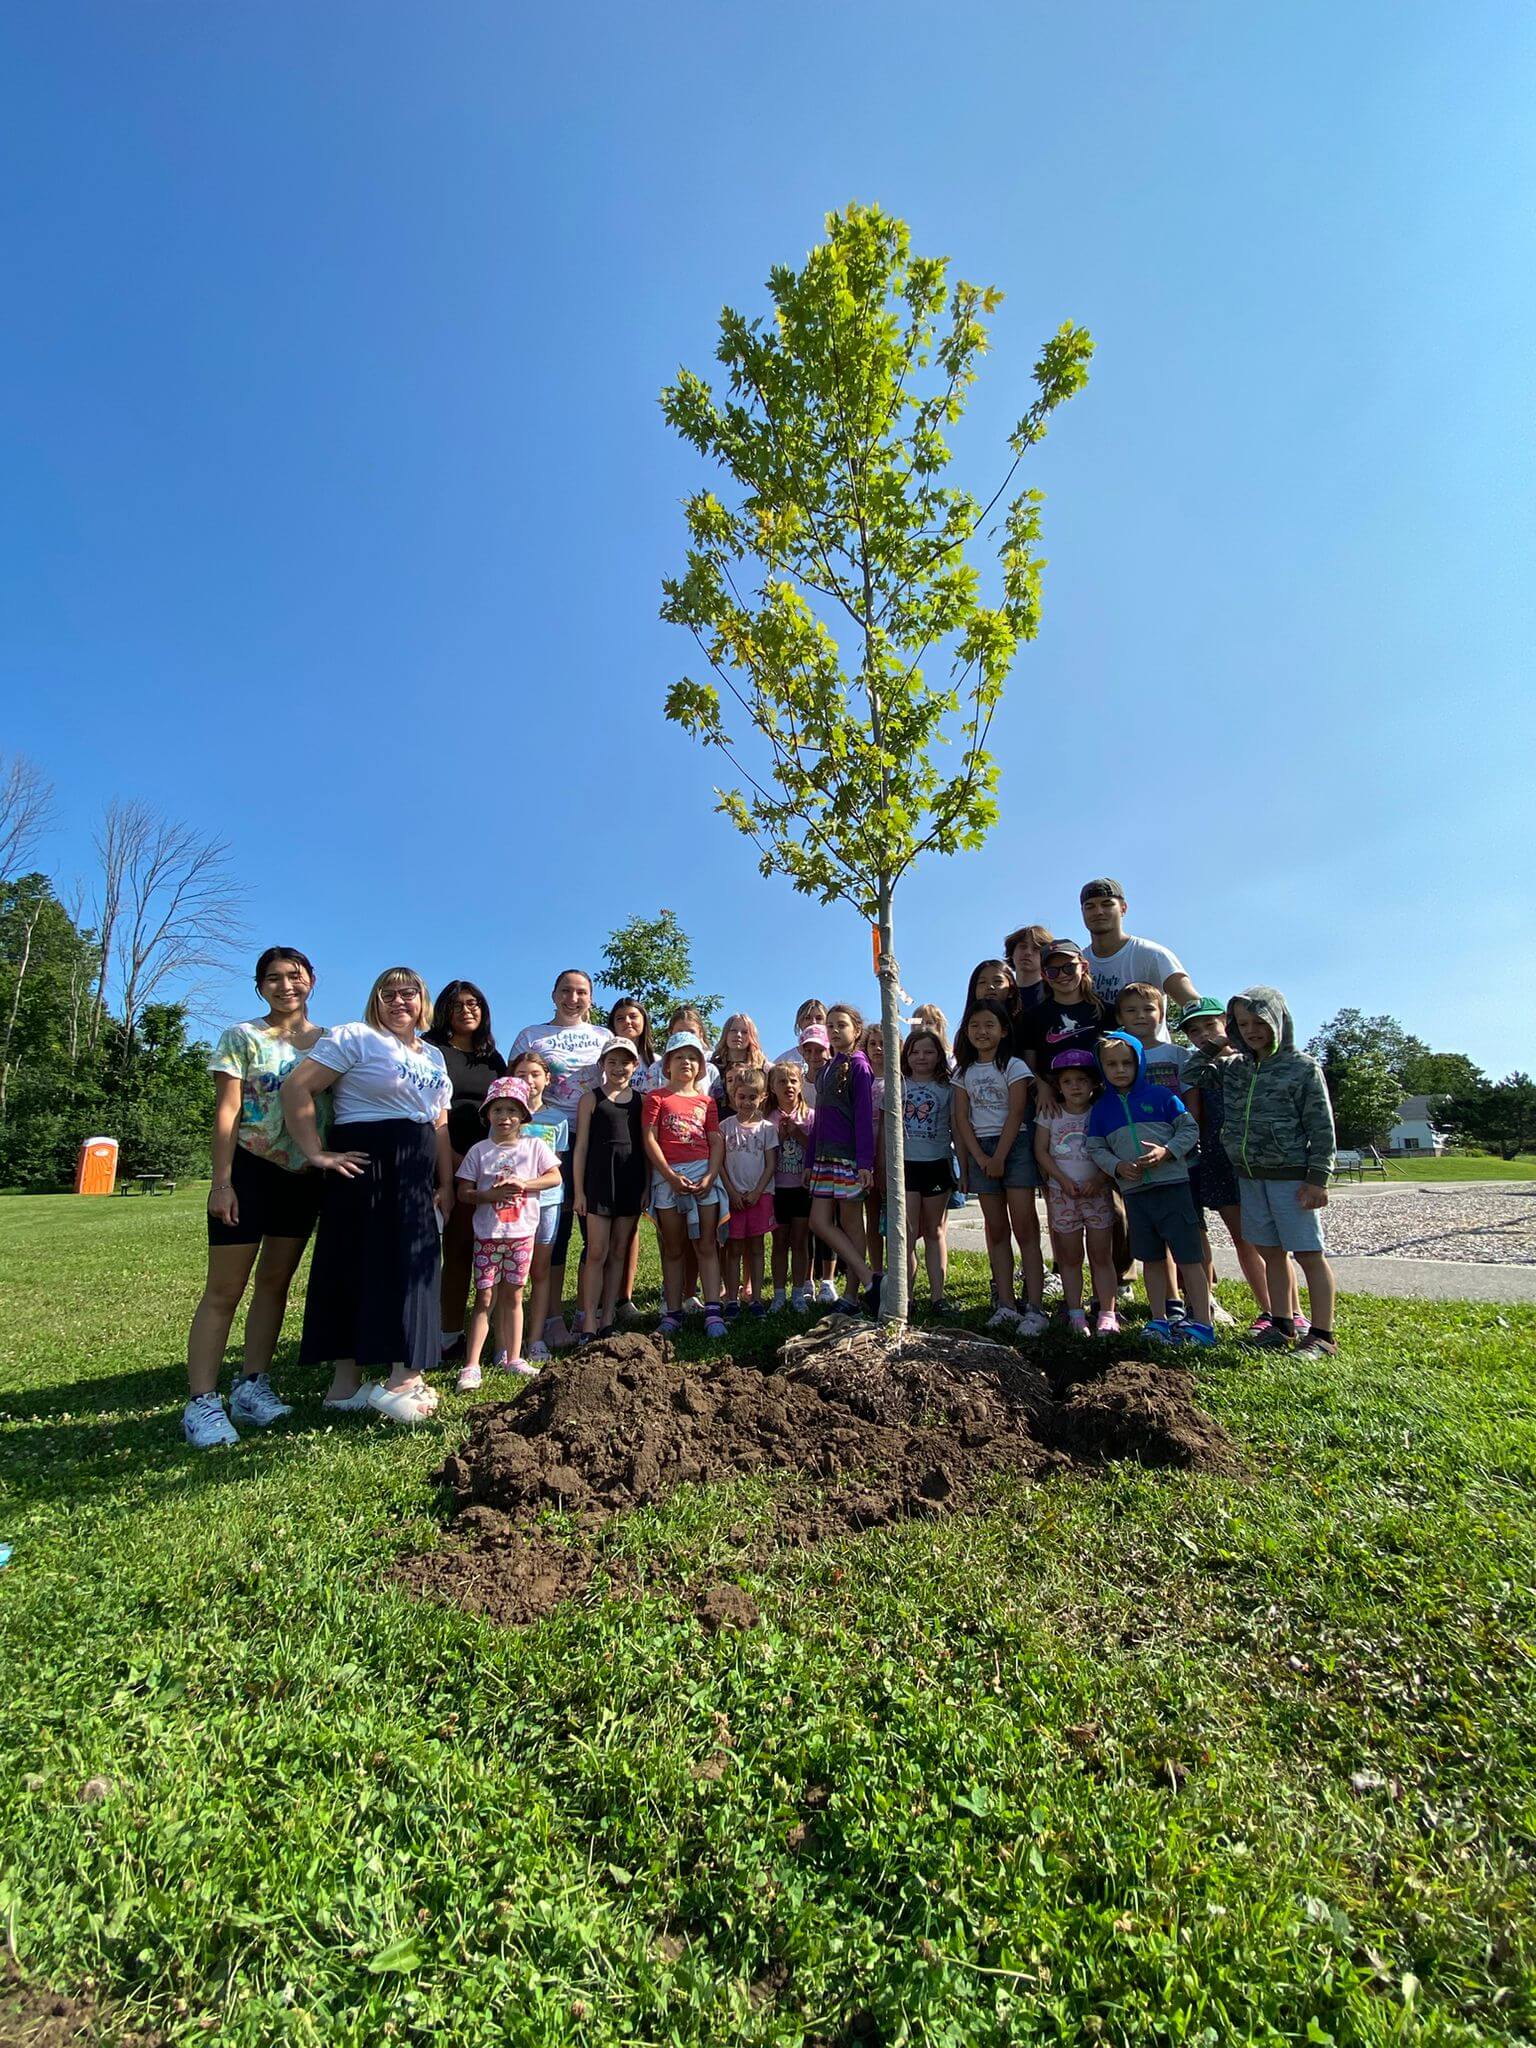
[457,1135,559,1240]
[309,1023,450,1126]
[1017,999,1105,1072]
[1139,1039,1190,1097]
[953,1056,1032,1141]
[1085,935,1184,1036]
[721,1113,777,1197]
[508,1020,614,1129]
[435,1042,507,1156]
[522,1106,570,1211]
[642,1088,719,1165]
[1040,1107,1099,1185]
[770,1108,811,1187]
[900,1078,953,1162]
[209,1019,329,1171]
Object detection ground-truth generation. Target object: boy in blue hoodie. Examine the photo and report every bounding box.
[1086,1031,1214,1345]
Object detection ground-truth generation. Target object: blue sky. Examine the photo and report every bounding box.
[3,2,1533,1073]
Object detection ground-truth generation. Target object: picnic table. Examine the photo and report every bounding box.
[119,1173,177,1196]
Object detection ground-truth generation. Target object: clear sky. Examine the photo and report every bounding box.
[3,1,1533,1073]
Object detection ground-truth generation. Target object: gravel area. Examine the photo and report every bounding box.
[1309,1187,1536,1266]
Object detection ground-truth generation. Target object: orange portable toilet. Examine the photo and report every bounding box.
[75,1137,119,1196]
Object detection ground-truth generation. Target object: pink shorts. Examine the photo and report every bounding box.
[472,1237,533,1291]
[727,1189,776,1240]
[1045,1179,1115,1235]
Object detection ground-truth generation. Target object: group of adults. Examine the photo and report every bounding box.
[180,879,1198,1447]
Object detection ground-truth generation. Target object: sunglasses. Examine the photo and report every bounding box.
[1044,961,1080,978]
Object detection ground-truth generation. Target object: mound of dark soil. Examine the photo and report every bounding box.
[0,1961,163,2047]
[399,1322,1241,1624]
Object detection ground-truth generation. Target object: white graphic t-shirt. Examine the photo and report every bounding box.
[508,1020,614,1128]
[310,1023,450,1125]
[457,1135,560,1240]
[1085,935,1184,1037]
[953,1057,1032,1141]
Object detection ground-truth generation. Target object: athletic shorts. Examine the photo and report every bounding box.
[727,1189,776,1240]
[904,1156,958,1198]
[773,1185,811,1224]
[972,1126,1039,1193]
[1238,1177,1327,1255]
[472,1237,533,1291]
[1045,1178,1115,1234]
[1124,1182,1204,1266]
[207,1144,323,1248]
[1191,1144,1239,1214]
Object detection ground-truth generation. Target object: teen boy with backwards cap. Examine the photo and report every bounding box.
[1079,878,1199,1030]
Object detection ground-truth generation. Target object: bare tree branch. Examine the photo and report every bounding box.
[89,799,249,1050]
[0,753,54,885]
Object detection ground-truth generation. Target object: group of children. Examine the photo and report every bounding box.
[448,957,1339,1384]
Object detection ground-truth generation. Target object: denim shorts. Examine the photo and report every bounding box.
[534,1203,560,1247]
[974,1126,1040,1192]
[1239,1177,1327,1254]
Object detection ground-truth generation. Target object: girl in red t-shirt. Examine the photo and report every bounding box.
[642,1032,727,1338]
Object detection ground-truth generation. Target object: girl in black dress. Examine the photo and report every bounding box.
[573,1038,648,1339]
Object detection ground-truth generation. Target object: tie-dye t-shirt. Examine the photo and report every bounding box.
[208,1019,330,1173]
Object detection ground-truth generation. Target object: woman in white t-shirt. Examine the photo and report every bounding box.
[507,967,614,1346]
[281,966,453,1424]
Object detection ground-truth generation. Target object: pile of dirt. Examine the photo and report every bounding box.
[0,1961,163,2047]
[398,1322,1241,1624]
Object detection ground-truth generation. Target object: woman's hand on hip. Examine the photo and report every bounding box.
[313,1149,369,1178]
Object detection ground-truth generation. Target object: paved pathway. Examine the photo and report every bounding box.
[943,1181,1536,1305]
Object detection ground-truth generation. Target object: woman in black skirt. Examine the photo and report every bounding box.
[572,1037,647,1339]
[424,978,504,1364]
[281,966,453,1424]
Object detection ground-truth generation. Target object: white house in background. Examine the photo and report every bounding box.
[1388,1094,1447,1155]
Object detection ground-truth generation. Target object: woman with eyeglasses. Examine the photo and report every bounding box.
[281,966,453,1424]
[424,979,505,1365]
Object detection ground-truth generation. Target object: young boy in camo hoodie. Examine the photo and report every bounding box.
[1213,986,1338,1358]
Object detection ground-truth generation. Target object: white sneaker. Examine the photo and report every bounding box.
[367,1379,433,1425]
[229,1374,291,1427]
[682,1295,705,1317]
[182,1394,239,1448]
[1211,1300,1237,1328]
[456,1363,483,1392]
[816,1280,838,1306]
[1042,1271,1065,1302]
[526,1340,551,1363]
[986,1306,1019,1331]
[1015,1305,1051,1338]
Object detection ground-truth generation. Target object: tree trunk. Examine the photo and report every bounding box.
[0,886,43,1122]
[876,878,909,1326]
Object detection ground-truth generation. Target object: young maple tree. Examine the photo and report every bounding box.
[661,202,1091,1324]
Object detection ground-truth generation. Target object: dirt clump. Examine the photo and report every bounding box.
[0,1961,163,2048]
[1053,1358,1244,1474]
[401,1321,1240,1623]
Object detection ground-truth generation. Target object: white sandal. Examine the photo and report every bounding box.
[367,1379,434,1425]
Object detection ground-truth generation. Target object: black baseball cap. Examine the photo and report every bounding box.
[1042,938,1085,962]
[1079,877,1125,903]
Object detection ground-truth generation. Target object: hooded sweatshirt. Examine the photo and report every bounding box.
[1084,1031,1199,1189]
[1214,986,1335,1187]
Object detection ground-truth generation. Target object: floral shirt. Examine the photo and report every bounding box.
[209,1019,329,1173]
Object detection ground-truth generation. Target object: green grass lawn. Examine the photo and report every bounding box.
[2,1188,1535,2046]
[1380,1156,1536,1182]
